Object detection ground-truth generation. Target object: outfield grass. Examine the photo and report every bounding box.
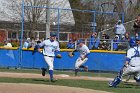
[0,77,140,93]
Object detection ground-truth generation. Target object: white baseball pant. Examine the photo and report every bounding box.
[123,65,140,78]
[44,56,54,70]
[75,57,88,69]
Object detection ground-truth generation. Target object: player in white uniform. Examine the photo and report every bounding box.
[73,39,90,76]
[38,33,60,82]
[109,37,140,87]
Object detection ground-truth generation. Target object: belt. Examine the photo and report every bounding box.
[130,65,135,67]
[130,65,140,67]
[44,55,54,57]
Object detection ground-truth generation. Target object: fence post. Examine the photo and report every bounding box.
[92,11,97,32]
[19,0,25,68]
[111,40,113,51]
[85,38,87,45]
[45,0,51,39]
[57,8,60,41]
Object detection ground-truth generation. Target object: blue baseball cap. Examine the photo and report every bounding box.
[50,32,57,37]
[77,39,83,45]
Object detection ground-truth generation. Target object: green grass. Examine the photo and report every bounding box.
[0,68,140,93]
[0,68,117,78]
[0,77,140,93]
[0,68,41,74]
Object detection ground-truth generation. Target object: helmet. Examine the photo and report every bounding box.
[129,37,136,47]
[136,36,140,41]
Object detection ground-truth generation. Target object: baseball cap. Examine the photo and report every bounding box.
[114,35,119,39]
[50,32,57,37]
[118,20,121,22]
[77,39,83,45]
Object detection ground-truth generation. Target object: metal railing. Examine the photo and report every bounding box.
[59,38,129,51]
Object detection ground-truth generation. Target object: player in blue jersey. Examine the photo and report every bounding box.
[38,33,60,82]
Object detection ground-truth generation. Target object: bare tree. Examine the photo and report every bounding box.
[3,0,47,22]
[1,0,48,37]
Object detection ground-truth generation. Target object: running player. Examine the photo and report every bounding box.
[38,32,60,82]
[73,39,90,76]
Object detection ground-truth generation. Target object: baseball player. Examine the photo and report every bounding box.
[37,32,60,82]
[72,39,90,76]
[109,37,140,87]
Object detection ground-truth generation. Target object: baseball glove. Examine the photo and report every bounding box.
[68,52,74,57]
[56,54,62,58]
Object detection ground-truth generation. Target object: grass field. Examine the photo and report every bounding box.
[0,68,117,78]
[0,68,140,93]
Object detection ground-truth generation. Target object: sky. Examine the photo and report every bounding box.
[0,0,138,23]
[0,0,75,24]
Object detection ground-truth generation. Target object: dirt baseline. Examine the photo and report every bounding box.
[0,83,111,93]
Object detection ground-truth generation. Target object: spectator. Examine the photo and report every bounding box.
[113,35,120,51]
[124,32,130,41]
[98,40,110,50]
[115,20,126,39]
[121,35,126,42]
[88,32,100,50]
[135,33,139,40]
[119,35,128,51]
[67,39,75,49]
[133,14,140,38]
[30,37,36,48]
[98,33,110,50]
[23,38,31,48]
[102,33,110,39]
[4,40,12,47]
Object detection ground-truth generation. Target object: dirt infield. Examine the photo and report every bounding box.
[0,72,114,93]
[0,83,111,93]
[0,72,113,81]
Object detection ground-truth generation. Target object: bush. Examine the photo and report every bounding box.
[11,42,20,47]
[60,42,67,49]
[0,42,4,46]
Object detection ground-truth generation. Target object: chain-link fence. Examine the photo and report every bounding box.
[0,1,132,80]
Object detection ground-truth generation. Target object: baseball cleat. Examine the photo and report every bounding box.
[84,66,88,72]
[108,76,121,87]
[75,69,78,76]
[41,68,46,76]
[108,81,114,87]
[51,78,57,82]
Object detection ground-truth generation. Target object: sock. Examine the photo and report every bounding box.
[75,69,79,76]
[49,70,53,80]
